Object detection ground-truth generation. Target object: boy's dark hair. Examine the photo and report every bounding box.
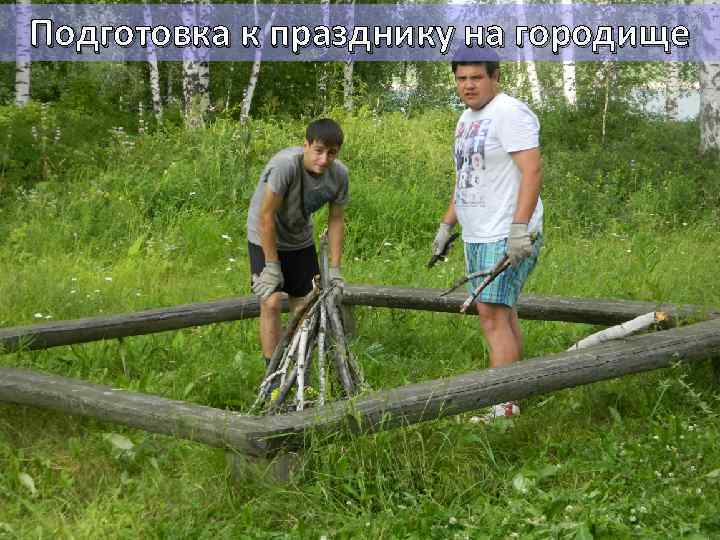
[451,47,501,79]
[306,118,344,147]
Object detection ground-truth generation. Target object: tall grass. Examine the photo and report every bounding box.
[1,107,719,538]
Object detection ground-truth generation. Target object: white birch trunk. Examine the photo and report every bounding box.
[343,0,355,111]
[240,55,262,125]
[560,0,576,106]
[343,61,354,111]
[181,0,210,129]
[143,1,163,122]
[517,0,542,104]
[699,60,720,152]
[240,1,277,125]
[15,0,32,107]
[525,62,542,105]
[665,62,681,120]
[317,0,331,108]
[513,62,526,96]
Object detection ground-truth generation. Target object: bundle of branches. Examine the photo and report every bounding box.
[251,281,365,415]
[251,235,365,415]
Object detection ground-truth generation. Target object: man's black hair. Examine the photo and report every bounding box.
[451,46,501,78]
[306,118,344,147]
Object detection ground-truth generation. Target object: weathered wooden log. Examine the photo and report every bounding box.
[4,318,719,457]
[0,295,280,354]
[0,367,272,455]
[2,285,718,354]
[250,317,720,454]
[342,285,720,326]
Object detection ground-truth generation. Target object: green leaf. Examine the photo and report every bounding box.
[127,234,146,257]
[705,468,720,479]
[183,381,196,399]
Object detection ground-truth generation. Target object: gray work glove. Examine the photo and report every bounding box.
[328,266,345,289]
[507,223,533,268]
[432,222,454,256]
[252,261,283,299]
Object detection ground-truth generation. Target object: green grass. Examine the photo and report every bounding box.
[1,110,720,538]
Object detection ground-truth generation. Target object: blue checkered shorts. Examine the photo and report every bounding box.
[464,234,543,307]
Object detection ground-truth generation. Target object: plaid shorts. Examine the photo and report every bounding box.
[464,234,543,307]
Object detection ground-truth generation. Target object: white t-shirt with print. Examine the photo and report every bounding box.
[453,93,543,243]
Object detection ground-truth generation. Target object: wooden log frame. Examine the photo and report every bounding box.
[2,317,720,457]
[1,285,718,354]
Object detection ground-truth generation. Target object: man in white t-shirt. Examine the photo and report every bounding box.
[432,49,544,420]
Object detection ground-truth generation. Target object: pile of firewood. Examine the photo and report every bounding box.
[251,237,365,415]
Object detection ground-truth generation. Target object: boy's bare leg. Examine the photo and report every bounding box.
[259,293,312,358]
[475,302,522,369]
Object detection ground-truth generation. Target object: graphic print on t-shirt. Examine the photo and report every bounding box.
[454,119,492,207]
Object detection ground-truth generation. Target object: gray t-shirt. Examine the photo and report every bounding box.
[246,147,349,250]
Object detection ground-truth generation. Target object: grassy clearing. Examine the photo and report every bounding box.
[1,110,720,538]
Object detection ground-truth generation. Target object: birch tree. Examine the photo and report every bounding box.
[517,0,542,104]
[343,0,355,111]
[698,0,720,152]
[182,0,210,129]
[15,0,32,107]
[699,61,720,152]
[665,62,681,120]
[316,0,331,109]
[240,1,277,125]
[143,1,163,122]
[560,0,577,106]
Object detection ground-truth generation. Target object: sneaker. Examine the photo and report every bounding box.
[469,402,520,424]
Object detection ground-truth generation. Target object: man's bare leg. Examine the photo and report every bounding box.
[476,302,522,369]
[509,307,524,359]
[260,292,284,359]
[259,293,312,358]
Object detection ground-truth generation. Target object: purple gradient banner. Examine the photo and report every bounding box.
[2,4,719,62]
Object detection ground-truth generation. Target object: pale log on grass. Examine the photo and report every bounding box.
[567,311,668,351]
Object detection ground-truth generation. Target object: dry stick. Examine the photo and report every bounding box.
[251,324,303,411]
[267,309,323,415]
[296,318,310,411]
[318,300,328,406]
[256,286,335,406]
[326,289,355,395]
[263,288,320,379]
[298,313,320,411]
[346,350,365,389]
[266,365,299,414]
[278,327,303,387]
[567,311,668,351]
[460,257,511,313]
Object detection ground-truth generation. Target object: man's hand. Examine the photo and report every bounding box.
[328,266,344,289]
[507,223,533,267]
[252,262,283,299]
[432,222,454,256]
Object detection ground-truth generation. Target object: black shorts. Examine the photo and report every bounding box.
[248,242,320,298]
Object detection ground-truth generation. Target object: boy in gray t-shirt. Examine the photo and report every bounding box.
[246,118,349,367]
